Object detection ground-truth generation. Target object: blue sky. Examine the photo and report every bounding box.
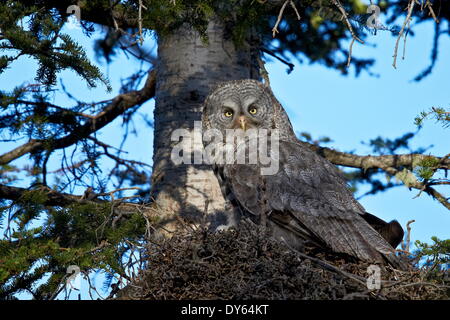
[1,11,449,299]
[270,19,450,245]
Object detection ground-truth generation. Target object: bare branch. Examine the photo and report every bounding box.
[261,48,295,72]
[331,0,363,44]
[138,0,148,45]
[272,0,301,38]
[393,0,416,69]
[302,141,450,171]
[327,0,364,67]
[302,141,450,210]
[425,0,439,23]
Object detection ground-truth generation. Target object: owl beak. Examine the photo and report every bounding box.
[239,116,247,131]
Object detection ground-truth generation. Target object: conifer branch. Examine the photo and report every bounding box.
[0,70,156,166]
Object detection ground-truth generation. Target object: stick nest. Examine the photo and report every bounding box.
[116,221,449,300]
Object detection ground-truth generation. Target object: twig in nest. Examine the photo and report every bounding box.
[280,237,367,287]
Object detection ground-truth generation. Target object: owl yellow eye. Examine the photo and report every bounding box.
[224,110,233,117]
[249,107,257,115]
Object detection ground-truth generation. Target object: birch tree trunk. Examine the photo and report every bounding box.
[151,18,260,230]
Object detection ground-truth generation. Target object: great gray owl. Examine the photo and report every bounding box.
[202,79,408,269]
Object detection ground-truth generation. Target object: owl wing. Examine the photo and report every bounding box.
[221,140,407,268]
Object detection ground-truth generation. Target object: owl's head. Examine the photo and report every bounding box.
[202,80,276,133]
[202,79,296,140]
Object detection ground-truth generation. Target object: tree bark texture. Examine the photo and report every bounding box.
[151,18,260,229]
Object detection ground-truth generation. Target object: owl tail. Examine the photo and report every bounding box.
[327,215,412,271]
[270,210,411,271]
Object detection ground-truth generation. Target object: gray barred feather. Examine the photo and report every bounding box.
[202,79,409,269]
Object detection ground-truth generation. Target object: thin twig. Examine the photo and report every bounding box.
[261,48,295,72]
[138,0,148,45]
[0,70,156,166]
[272,0,289,37]
[272,1,300,38]
[393,0,416,68]
[329,0,364,67]
[425,0,439,23]
[347,38,355,67]
[289,1,301,20]
[281,237,367,287]
[402,21,411,60]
